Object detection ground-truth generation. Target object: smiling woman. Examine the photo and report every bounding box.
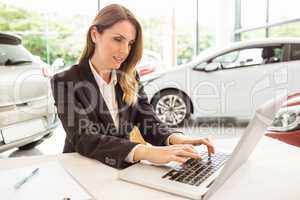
[51,4,214,169]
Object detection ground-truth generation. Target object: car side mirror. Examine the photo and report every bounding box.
[204,62,221,72]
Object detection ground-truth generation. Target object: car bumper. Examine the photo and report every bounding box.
[0,114,60,152]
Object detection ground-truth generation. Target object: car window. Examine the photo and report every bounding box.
[0,44,34,66]
[290,44,300,61]
[272,47,284,61]
[213,51,239,64]
[212,46,283,69]
[212,48,263,68]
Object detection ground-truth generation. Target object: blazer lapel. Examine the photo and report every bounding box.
[77,59,117,134]
[115,82,132,138]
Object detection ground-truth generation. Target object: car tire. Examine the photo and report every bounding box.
[18,132,53,150]
[151,90,192,127]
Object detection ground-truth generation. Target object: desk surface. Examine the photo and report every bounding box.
[0,136,299,200]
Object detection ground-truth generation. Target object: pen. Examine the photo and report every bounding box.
[14,168,39,190]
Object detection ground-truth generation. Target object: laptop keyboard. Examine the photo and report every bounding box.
[162,151,230,186]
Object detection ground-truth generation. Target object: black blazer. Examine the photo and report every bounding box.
[51,59,174,169]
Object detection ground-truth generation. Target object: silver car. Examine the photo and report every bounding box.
[142,38,300,126]
[0,33,58,152]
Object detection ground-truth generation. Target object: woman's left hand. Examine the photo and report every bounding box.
[169,134,215,157]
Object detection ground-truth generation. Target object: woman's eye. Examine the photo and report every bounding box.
[114,37,122,42]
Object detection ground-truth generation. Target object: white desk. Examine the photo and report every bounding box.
[0,136,299,200]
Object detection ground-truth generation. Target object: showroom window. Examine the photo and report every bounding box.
[269,21,300,38]
[0,0,98,68]
[236,0,300,41]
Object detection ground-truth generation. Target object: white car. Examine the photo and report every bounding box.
[142,38,300,126]
[0,33,58,152]
[137,50,165,77]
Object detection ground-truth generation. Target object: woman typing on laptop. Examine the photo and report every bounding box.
[51,4,215,169]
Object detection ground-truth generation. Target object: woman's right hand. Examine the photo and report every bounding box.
[133,144,201,164]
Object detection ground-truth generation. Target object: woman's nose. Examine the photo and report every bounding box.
[120,42,130,55]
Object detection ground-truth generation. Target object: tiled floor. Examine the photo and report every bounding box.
[0,118,248,159]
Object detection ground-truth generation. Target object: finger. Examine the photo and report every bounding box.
[206,138,215,155]
[170,155,188,164]
[208,146,212,157]
[200,138,214,147]
[196,138,214,157]
[171,144,203,158]
[170,145,200,157]
[169,144,189,149]
[180,144,199,155]
[202,138,215,157]
[171,144,197,152]
[174,149,201,159]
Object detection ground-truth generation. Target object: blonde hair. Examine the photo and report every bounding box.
[79,4,143,106]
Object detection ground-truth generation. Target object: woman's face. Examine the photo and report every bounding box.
[91,20,137,70]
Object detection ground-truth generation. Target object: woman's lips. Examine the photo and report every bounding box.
[113,56,124,64]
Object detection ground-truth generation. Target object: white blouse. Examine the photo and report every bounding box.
[89,60,119,129]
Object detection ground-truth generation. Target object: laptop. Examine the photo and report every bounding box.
[119,111,273,200]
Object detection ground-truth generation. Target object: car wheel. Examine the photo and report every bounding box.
[18,132,53,150]
[152,90,191,126]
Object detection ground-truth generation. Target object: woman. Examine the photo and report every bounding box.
[51,4,215,169]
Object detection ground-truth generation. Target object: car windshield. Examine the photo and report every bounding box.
[183,46,223,69]
[0,44,34,66]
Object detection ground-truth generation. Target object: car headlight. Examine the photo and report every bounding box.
[268,110,300,132]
